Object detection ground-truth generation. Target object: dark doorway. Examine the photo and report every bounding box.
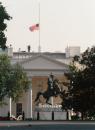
[16,103,22,117]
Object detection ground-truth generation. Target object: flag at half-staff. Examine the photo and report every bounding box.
[29,24,39,32]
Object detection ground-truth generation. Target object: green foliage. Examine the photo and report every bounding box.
[0,2,12,49]
[7,63,30,102]
[0,55,11,102]
[62,46,95,119]
[71,115,79,120]
[0,55,29,104]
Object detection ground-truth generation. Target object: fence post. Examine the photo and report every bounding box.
[37,111,39,120]
[52,111,54,120]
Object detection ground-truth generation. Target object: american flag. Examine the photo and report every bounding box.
[29,24,39,32]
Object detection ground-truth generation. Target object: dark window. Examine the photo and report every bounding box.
[16,103,22,117]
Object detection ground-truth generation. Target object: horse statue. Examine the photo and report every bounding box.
[35,73,65,105]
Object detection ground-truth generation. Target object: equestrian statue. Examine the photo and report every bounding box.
[35,73,66,105]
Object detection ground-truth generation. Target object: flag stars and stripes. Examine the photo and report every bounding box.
[29,24,39,32]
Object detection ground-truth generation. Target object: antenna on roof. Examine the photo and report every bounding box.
[38,44,41,53]
[27,45,31,52]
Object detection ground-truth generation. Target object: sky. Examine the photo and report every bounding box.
[1,0,95,52]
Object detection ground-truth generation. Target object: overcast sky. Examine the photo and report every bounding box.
[1,0,95,52]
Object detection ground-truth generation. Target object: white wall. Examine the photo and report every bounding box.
[0,97,9,117]
[65,46,80,58]
[54,112,67,120]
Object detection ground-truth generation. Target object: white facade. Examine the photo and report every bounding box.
[0,46,80,120]
[65,46,80,58]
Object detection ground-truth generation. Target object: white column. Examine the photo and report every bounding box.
[30,87,32,118]
[68,109,71,120]
[9,97,12,117]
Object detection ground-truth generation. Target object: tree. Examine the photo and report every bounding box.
[62,46,95,120]
[0,54,11,102]
[0,2,11,50]
[0,55,29,104]
[6,63,30,102]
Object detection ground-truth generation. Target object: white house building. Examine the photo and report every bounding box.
[0,46,80,120]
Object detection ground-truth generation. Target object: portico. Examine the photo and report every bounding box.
[20,54,69,119]
[0,54,69,119]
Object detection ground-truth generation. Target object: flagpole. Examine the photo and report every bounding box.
[38,1,41,53]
